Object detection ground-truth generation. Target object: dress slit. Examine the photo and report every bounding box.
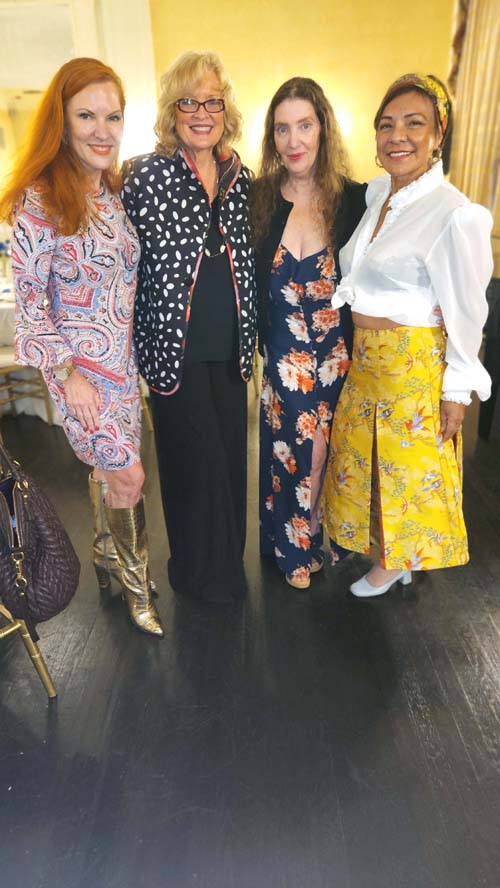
[259,243,350,582]
[322,325,469,571]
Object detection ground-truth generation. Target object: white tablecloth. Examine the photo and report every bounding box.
[0,280,62,424]
[0,302,14,346]
[0,278,15,347]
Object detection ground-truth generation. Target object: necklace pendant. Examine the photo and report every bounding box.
[204,243,226,258]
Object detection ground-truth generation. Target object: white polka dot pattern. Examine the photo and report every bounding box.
[122,150,257,393]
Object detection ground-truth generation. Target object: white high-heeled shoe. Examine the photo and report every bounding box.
[350,569,412,598]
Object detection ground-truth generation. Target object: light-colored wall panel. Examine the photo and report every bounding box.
[96,0,157,157]
[0,107,16,179]
[149,0,455,181]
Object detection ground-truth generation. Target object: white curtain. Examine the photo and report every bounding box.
[449,0,500,275]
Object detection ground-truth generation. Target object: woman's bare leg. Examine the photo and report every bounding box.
[93,462,145,507]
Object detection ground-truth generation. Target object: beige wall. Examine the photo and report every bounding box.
[9,108,33,148]
[0,107,16,176]
[149,0,454,181]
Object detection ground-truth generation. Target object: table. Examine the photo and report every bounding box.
[0,283,15,347]
[0,275,62,424]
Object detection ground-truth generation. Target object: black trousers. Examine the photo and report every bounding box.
[150,360,247,602]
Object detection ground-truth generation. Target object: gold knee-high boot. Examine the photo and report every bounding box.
[104,498,164,638]
[88,474,123,592]
[89,474,157,596]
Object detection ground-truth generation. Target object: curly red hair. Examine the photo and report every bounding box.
[0,57,125,235]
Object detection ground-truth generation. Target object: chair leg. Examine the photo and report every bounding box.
[18,620,57,698]
[39,374,54,425]
[252,350,260,398]
[5,372,17,417]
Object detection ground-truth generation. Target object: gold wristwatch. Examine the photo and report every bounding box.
[54,361,77,382]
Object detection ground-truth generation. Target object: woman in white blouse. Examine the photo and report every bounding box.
[321,73,492,597]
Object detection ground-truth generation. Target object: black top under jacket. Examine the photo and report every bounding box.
[184,195,238,364]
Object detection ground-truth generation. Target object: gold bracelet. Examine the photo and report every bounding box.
[54,362,77,382]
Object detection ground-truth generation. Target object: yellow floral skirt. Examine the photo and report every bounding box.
[321,326,469,571]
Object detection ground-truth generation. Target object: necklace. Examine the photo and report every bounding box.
[203,190,227,258]
[204,242,226,258]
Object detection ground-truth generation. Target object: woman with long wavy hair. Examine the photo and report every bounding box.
[0,57,163,636]
[250,77,366,589]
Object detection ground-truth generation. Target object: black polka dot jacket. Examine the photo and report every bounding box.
[122,149,257,394]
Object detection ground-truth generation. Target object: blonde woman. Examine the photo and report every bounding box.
[122,51,256,603]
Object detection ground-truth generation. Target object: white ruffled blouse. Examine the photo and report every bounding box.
[332,162,493,402]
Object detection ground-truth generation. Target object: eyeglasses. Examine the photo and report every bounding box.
[175,98,225,114]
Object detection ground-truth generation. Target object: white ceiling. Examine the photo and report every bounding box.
[0,2,74,96]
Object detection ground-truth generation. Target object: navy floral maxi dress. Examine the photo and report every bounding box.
[260,243,351,585]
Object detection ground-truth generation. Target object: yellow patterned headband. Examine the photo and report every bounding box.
[391,73,450,135]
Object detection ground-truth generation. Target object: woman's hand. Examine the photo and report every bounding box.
[63,369,101,432]
[440,400,466,443]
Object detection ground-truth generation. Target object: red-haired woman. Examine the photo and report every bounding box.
[0,57,163,636]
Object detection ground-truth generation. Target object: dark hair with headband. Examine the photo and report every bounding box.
[374,73,453,172]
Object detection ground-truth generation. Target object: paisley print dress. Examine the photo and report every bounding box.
[12,184,141,470]
[259,244,350,584]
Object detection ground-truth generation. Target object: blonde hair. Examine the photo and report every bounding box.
[154,51,242,158]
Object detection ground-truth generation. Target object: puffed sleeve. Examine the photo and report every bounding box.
[426,202,493,402]
[12,189,74,369]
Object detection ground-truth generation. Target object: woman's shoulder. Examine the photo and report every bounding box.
[220,153,253,195]
[103,186,128,213]
[335,179,368,245]
[424,182,492,234]
[15,182,53,225]
[365,174,390,208]
[439,181,489,214]
[250,174,288,215]
[249,175,265,205]
[341,179,368,199]
[438,185,493,234]
[239,163,254,185]
[338,178,368,215]
[22,182,46,209]
[123,151,176,181]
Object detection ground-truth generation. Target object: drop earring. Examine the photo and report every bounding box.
[375,155,384,168]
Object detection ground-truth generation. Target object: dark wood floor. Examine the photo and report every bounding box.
[1,395,500,888]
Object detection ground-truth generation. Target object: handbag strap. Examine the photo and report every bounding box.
[0,441,22,482]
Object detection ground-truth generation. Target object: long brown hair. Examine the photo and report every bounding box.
[250,77,350,245]
[0,57,125,235]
